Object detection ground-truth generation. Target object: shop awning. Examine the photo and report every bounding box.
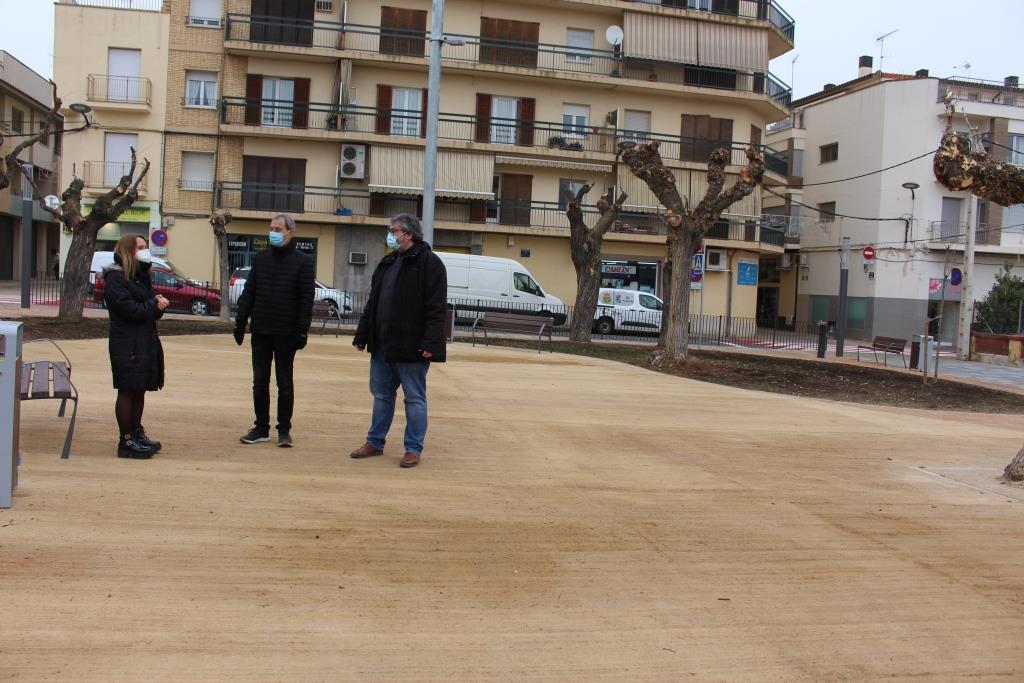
[495,155,612,174]
[368,146,494,199]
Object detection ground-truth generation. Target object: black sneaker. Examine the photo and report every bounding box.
[134,426,162,453]
[118,434,154,459]
[278,432,293,448]
[240,427,270,444]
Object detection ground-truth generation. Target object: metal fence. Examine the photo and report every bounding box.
[27,275,224,317]
[86,74,152,105]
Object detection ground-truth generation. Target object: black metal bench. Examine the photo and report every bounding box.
[312,300,342,337]
[471,312,553,353]
[20,339,78,459]
[856,336,908,367]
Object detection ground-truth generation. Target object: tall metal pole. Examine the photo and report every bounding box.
[20,164,34,309]
[956,196,977,360]
[421,0,446,246]
[835,236,850,357]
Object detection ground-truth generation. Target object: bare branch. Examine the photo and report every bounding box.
[699,147,766,219]
[0,82,62,191]
[17,161,64,222]
[110,158,151,216]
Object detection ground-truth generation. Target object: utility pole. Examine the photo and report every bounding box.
[956,196,977,359]
[421,0,447,246]
[836,236,850,357]
[20,164,34,309]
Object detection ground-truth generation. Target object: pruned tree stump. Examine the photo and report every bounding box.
[1003,445,1024,483]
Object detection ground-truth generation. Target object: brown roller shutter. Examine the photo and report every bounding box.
[469,200,487,223]
[517,97,535,146]
[245,74,263,125]
[750,125,761,148]
[474,93,491,143]
[680,114,698,161]
[376,85,393,135]
[370,194,388,216]
[292,77,310,129]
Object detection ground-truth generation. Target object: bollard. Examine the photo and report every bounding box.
[0,321,23,509]
[816,321,828,358]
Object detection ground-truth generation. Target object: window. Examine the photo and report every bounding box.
[1009,134,1024,166]
[846,297,867,330]
[54,119,63,156]
[558,179,586,210]
[639,294,662,311]
[104,132,139,186]
[380,6,428,56]
[188,0,222,26]
[565,28,594,63]
[181,152,215,191]
[390,87,422,136]
[820,142,839,163]
[490,96,520,144]
[151,270,179,288]
[562,103,589,137]
[817,201,836,224]
[680,114,734,161]
[479,17,540,68]
[185,70,218,108]
[107,48,142,102]
[623,109,651,140]
[513,272,543,296]
[11,108,23,134]
[262,77,294,127]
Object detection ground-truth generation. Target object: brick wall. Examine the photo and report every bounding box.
[164,132,218,214]
[166,0,227,131]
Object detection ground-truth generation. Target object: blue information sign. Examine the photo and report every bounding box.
[737,260,758,286]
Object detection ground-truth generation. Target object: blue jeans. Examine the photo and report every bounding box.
[367,353,430,454]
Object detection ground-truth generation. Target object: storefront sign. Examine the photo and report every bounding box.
[601,263,636,276]
[737,260,759,286]
[83,200,151,223]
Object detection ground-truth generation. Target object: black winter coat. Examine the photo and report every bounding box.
[355,242,448,363]
[103,261,165,391]
[235,239,315,338]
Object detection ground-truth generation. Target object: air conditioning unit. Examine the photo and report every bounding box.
[798,253,809,267]
[339,144,366,180]
[705,248,728,271]
[315,0,334,11]
[349,251,368,265]
[780,253,793,269]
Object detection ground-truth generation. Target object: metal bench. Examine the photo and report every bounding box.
[21,339,78,459]
[471,312,553,353]
[856,335,908,367]
[312,300,342,337]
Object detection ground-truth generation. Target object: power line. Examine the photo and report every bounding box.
[799,148,939,187]
[764,186,909,221]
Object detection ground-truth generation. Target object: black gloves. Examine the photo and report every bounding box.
[295,333,308,350]
[233,328,245,346]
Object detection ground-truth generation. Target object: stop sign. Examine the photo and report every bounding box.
[863,246,875,260]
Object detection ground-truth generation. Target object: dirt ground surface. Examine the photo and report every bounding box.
[4,335,1024,681]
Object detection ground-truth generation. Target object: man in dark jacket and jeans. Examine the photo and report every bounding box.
[234,214,315,447]
[350,213,447,468]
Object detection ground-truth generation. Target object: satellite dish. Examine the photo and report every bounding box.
[605,25,624,46]
[44,195,61,210]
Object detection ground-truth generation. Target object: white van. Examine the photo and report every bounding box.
[593,288,663,335]
[438,253,566,323]
[90,250,175,282]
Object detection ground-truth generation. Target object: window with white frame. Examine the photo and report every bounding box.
[1009,134,1024,166]
[565,28,594,62]
[490,96,519,145]
[188,0,222,26]
[390,87,422,136]
[623,109,651,140]
[262,77,295,127]
[185,70,218,108]
[181,152,215,191]
[562,103,589,137]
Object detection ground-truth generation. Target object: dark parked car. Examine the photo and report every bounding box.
[93,266,222,316]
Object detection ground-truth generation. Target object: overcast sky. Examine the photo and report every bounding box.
[1,0,1020,99]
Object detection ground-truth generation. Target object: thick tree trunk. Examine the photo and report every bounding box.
[665,229,702,359]
[211,211,233,322]
[57,228,98,321]
[570,266,601,342]
[1004,445,1024,483]
[566,185,625,342]
[657,231,675,348]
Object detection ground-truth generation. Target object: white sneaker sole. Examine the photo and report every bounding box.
[240,436,270,444]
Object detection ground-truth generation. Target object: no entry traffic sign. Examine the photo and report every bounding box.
[862,245,875,261]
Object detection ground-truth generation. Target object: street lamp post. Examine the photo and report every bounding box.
[19,164,34,309]
[835,236,851,357]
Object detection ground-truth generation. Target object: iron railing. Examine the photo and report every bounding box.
[82,161,148,192]
[219,97,789,175]
[58,0,163,9]
[224,15,791,109]
[86,74,152,105]
[928,220,996,243]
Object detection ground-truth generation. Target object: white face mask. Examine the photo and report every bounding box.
[137,248,153,263]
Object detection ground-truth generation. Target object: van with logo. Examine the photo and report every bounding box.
[593,288,663,335]
[438,253,566,324]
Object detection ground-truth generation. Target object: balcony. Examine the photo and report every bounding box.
[82,161,148,194]
[219,98,789,177]
[223,15,791,112]
[58,0,163,9]
[624,0,795,47]
[86,74,152,110]
[928,220,1005,246]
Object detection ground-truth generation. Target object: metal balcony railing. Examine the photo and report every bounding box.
[628,0,794,42]
[82,161,148,192]
[224,15,791,109]
[58,0,163,10]
[87,74,152,105]
[928,220,998,244]
[219,98,789,175]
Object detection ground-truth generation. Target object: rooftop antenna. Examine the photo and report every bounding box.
[954,61,971,80]
[876,29,898,72]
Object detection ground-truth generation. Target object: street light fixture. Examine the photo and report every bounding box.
[901,181,919,243]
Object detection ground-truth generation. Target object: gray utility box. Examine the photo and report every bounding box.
[0,321,23,508]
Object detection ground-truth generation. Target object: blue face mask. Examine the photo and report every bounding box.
[386,232,399,250]
[269,230,285,247]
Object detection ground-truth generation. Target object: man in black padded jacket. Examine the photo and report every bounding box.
[234,214,315,448]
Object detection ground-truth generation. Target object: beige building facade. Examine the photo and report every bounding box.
[54,0,796,319]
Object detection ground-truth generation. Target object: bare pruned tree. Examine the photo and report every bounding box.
[565,183,627,342]
[620,141,765,361]
[934,125,1024,207]
[25,148,151,321]
[0,83,62,192]
[210,210,234,321]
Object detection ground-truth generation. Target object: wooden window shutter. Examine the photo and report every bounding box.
[475,93,492,143]
[522,21,540,68]
[245,74,264,125]
[716,118,734,146]
[517,97,535,146]
[680,114,698,161]
[420,88,428,137]
[370,194,388,216]
[469,200,487,223]
[479,17,499,64]
[376,85,393,135]
[750,125,762,148]
[292,77,311,129]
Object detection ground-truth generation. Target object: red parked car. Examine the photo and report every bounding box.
[93,266,222,316]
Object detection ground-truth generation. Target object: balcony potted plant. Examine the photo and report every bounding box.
[548,134,567,148]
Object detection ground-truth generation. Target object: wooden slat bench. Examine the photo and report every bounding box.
[312,300,342,337]
[856,336,908,367]
[472,312,553,353]
[20,339,78,459]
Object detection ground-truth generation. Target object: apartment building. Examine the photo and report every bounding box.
[0,51,63,281]
[54,0,796,314]
[766,57,1024,342]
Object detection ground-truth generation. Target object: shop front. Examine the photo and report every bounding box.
[600,259,660,294]
[227,233,319,273]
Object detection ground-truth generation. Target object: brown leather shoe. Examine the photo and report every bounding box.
[350,443,383,459]
[400,452,420,468]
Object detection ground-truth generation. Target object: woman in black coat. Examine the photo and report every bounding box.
[103,234,169,459]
